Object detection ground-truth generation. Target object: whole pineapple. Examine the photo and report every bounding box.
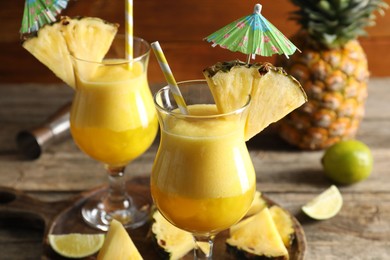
[277,0,387,150]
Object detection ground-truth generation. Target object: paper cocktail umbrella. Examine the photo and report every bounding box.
[20,0,69,34]
[204,3,299,63]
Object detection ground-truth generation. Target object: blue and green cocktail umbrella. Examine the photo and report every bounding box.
[20,0,69,34]
[205,3,299,63]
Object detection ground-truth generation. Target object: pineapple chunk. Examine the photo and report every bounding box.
[270,206,296,248]
[227,207,289,259]
[151,210,195,260]
[248,64,307,140]
[97,219,142,260]
[23,21,74,87]
[203,60,307,140]
[22,16,118,88]
[245,190,268,217]
[61,16,118,61]
[204,62,258,113]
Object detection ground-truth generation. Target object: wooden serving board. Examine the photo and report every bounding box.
[0,178,306,260]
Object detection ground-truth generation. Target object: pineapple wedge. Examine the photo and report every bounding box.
[151,210,195,260]
[203,60,307,140]
[22,16,118,88]
[97,219,142,260]
[61,16,118,61]
[204,62,258,113]
[270,206,296,248]
[227,207,289,259]
[23,21,74,87]
[245,190,268,217]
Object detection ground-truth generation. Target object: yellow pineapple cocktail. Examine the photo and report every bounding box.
[151,80,256,258]
[71,60,156,167]
[71,37,158,231]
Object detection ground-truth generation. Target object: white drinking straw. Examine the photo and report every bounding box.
[151,41,188,114]
[125,0,133,61]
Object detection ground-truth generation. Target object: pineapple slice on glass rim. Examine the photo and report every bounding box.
[22,16,119,88]
[203,60,308,141]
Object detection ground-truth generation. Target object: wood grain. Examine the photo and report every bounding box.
[1,78,390,259]
[0,184,307,260]
[0,0,389,87]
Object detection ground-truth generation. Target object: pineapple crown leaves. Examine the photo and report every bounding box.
[290,0,388,48]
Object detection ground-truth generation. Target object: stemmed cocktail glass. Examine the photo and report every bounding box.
[70,36,158,231]
[151,80,256,259]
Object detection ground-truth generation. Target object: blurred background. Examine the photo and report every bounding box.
[1,0,389,86]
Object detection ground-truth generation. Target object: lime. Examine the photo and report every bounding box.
[48,233,105,258]
[322,140,373,185]
[302,185,343,220]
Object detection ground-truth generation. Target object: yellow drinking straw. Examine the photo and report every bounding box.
[151,41,189,114]
[125,0,133,61]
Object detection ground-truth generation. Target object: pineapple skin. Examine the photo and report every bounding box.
[276,31,369,150]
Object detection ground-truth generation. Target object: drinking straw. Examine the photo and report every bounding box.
[125,0,133,61]
[151,41,188,114]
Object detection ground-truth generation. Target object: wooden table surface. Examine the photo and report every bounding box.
[0,79,389,259]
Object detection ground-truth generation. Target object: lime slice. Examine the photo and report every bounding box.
[302,185,343,220]
[48,233,105,258]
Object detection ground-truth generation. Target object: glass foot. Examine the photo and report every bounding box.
[81,189,150,231]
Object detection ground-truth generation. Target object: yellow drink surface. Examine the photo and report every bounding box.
[151,104,255,234]
[71,61,158,167]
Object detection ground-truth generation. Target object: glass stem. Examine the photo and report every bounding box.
[193,234,215,260]
[103,165,131,213]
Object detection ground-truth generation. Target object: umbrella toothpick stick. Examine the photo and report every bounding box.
[246,54,252,65]
[247,3,263,63]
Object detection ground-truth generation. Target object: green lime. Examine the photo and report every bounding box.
[321,140,373,184]
[49,233,105,258]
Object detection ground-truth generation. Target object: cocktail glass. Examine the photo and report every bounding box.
[151,80,256,259]
[70,36,158,231]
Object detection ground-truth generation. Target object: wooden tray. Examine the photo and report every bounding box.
[0,178,306,259]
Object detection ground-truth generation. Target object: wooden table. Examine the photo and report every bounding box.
[0,79,389,259]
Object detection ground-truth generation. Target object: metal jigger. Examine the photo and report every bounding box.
[16,102,71,159]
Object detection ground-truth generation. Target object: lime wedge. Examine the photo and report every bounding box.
[48,233,105,258]
[302,185,343,220]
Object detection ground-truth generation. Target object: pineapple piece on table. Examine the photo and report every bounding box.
[22,16,118,88]
[227,207,289,259]
[97,219,142,260]
[276,0,387,150]
[203,60,307,141]
[151,210,195,260]
[245,190,268,217]
[269,206,296,248]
